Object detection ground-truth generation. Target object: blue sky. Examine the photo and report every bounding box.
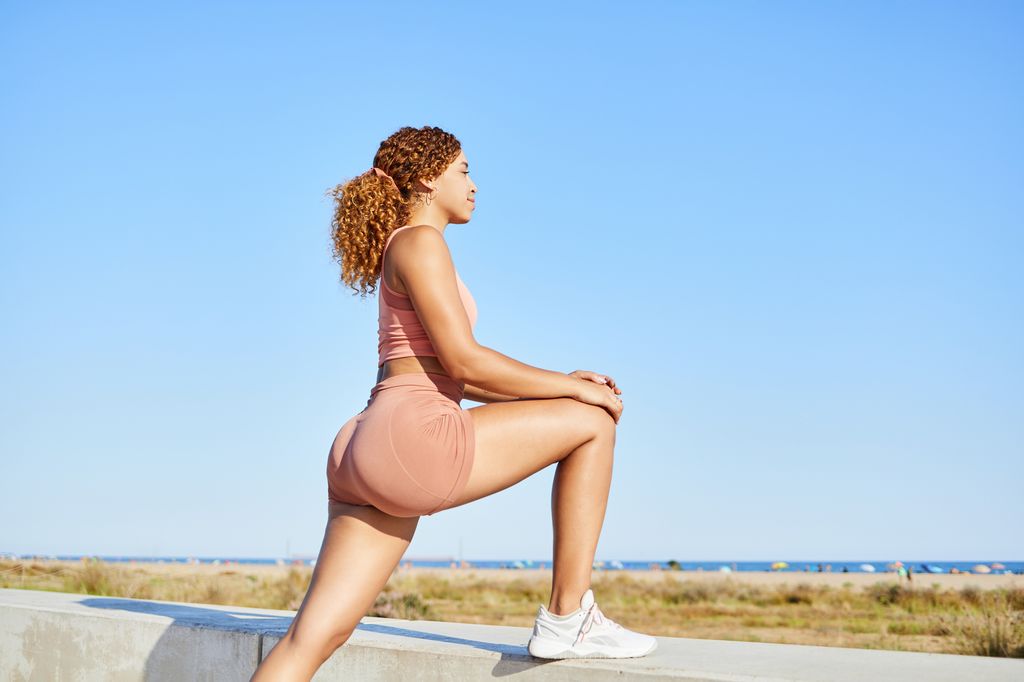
[2,1,1021,563]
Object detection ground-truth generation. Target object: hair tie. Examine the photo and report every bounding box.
[368,166,400,191]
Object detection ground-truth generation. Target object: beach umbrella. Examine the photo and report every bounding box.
[972,564,991,574]
[719,565,732,573]
[860,564,876,572]
[771,562,789,571]
[991,563,1006,570]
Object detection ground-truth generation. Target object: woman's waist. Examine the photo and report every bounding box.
[376,355,464,389]
[369,358,466,404]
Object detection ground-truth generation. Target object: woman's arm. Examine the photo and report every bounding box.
[395,228,582,401]
[462,382,521,404]
[463,370,621,404]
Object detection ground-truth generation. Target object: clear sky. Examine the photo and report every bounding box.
[2,1,1021,563]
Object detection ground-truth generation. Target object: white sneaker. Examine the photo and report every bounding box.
[527,587,658,659]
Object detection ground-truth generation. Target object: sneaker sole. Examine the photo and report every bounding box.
[528,635,658,659]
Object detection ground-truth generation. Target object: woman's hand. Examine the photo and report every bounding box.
[568,371,623,424]
[568,370,622,396]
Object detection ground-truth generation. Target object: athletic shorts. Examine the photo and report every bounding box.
[326,372,476,517]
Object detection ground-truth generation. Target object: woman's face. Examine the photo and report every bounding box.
[431,150,477,224]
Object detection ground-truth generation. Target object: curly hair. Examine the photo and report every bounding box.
[327,125,462,297]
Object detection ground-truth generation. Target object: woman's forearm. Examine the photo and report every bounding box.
[461,382,521,403]
[454,345,580,400]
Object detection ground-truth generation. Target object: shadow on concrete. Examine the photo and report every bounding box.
[79,596,293,636]
[356,621,529,657]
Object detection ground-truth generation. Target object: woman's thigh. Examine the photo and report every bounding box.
[286,503,419,654]
[445,397,615,510]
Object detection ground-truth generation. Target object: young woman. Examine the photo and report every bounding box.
[251,125,656,680]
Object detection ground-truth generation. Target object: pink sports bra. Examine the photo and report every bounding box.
[377,225,478,367]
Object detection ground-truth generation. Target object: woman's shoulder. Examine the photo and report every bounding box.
[388,224,450,258]
[384,225,451,296]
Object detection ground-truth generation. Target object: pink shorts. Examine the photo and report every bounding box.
[326,372,476,517]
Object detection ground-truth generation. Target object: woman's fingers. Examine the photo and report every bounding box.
[598,374,621,395]
[571,370,623,395]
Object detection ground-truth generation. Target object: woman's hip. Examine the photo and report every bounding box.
[327,376,475,515]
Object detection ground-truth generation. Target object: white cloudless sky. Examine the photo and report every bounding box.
[2,1,1021,562]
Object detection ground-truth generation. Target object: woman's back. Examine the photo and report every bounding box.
[377,224,477,367]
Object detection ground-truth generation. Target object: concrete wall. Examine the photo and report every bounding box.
[2,588,1021,680]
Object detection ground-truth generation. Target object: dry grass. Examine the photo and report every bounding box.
[3,559,1021,657]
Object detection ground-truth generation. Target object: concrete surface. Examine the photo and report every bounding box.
[2,588,1021,680]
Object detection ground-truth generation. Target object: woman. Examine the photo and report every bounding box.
[251,125,656,680]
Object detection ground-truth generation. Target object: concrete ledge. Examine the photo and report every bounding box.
[2,588,1021,681]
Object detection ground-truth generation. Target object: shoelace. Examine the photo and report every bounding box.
[574,602,624,646]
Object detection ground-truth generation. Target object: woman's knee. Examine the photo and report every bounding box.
[576,401,616,442]
[545,398,615,446]
[287,626,353,665]
[324,628,354,655]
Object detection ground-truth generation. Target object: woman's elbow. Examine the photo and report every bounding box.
[444,343,485,384]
